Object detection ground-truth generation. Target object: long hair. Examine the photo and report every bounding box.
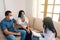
[43,17,57,38]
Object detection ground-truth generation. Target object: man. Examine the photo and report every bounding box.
[1,10,26,40]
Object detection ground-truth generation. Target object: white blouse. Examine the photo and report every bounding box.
[17,17,29,29]
[44,29,56,40]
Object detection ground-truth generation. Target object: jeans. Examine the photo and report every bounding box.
[6,30,26,40]
[18,28,32,40]
[25,30,32,40]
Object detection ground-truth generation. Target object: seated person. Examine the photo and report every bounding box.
[17,10,32,40]
[1,10,26,40]
[43,17,57,40]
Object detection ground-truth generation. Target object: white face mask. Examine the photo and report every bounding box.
[10,16,14,20]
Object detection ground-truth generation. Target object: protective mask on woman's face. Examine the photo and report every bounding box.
[23,14,25,17]
[10,16,14,20]
[22,12,26,17]
[21,14,25,18]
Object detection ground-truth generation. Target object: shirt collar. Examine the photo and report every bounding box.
[4,18,11,22]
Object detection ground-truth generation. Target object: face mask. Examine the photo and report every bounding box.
[10,16,14,20]
[22,13,26,17]
[21,14,25,18]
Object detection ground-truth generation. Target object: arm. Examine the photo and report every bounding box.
[13,19,18,30]
[1,21,20,35]
[3,29,18,35]
[25,17,31,29]
[20,24,26,29]
[14,21,18,30]
[17,18,26,29]
[27,23,31,30]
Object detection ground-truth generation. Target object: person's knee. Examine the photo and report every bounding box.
[7,35,16,40]
[30,31,32,35]
[11,36,16,40]
[21,30,26,35]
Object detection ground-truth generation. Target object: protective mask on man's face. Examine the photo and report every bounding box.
[10,16,14,20]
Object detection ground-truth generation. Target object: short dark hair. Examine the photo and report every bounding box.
[18,10,25,17]
[5,10,12,16]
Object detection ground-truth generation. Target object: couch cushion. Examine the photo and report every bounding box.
[0,28,7,40]
[27,16,35,28]
[33,18,43,31]
[53,22,60,37]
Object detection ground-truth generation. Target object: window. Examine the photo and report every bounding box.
[32,0,60,22]
[47,0,60,22]
[32,0,37,17]
[32,0,45,19]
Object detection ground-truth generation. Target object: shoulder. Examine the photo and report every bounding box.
[0,18,7,27]
[1,18,6,24]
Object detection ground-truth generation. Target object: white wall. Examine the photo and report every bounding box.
[4,0,26,19]
[0,0,26,21]
[0,0,5,22]
[26,0,33,17]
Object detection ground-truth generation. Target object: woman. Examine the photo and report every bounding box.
[43,17,57,40]
[17,10,32,40]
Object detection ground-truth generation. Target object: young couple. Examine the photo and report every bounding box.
[1,10,32,40]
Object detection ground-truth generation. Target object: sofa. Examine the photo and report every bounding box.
[28,16,60,40]
[0,16,60,40]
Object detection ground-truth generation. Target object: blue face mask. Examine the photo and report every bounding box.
[21,14,25,18]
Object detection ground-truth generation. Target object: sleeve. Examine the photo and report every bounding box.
[13,18,16,23]
[17,18,22,25]
[1,22,7,31]
[25,17,29,24]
